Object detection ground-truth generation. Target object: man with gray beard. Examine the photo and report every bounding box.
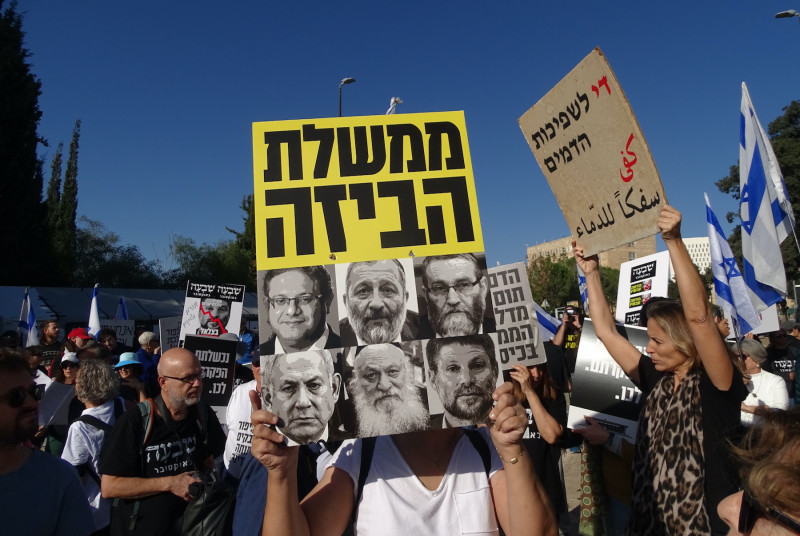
[420,253,495,338]
[339,259,420,346]
[348,344,429,436]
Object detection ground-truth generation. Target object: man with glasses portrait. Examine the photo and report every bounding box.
[259,266,342,355]
[419,253,495,338]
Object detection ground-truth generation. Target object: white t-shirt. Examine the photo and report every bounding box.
[331,428,502,535]
[224,379,256,480]
[741,369,790,426]
[61,399,118,531]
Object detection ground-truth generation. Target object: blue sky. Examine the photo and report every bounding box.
[15,1,800,274]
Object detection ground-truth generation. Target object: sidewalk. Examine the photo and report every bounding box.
[560,448,582,535]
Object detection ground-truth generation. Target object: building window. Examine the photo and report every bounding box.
[629,252,636,260]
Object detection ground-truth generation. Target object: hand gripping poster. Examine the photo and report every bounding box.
[252,111,502,444]
[519,48,667,256]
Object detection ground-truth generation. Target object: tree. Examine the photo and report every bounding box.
[52,119,81,281]
[527,255,619,311]
[0,0,48,284]
[44,142,63,232]
[164,235,254,289]
[716,100,800,284]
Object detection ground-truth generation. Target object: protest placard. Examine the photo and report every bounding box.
[178,281,245,344]
[567,319,647,442]
[615,251,671,326]
[158,315,182,351]
[100,320,135,349]
[487,262,546,372]
[182,335,238,408]
[38,382,75,427]
[252,112,497,443]
[519,48,667,256]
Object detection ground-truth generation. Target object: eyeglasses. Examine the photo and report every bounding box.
[739,488,800,535]
[427,279,480,298]
[62,361,80,369]
[267,294,321,309]
[0,384,45,408]
[162,374,203,384]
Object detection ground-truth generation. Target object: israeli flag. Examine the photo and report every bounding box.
[533,301,559,341]
[115,297,129,321]
[577,263,589,310]
[706,194,760,335]
[88,284,101,337]
[739,82,787,311]
[18,289,39,347]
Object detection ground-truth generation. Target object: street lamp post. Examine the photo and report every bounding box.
[775,9,800,23]
[338,77,356,117]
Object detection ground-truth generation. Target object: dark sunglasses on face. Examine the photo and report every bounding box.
[0,384,45,408]
[739,488,800,535]
[62,361,79,369]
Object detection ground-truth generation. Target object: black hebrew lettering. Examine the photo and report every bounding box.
[387,124,426,174]
[263,130,303,182]
[425,206,446,244]
[265,188,314,257]
[578,91,589,112]
[498,328,509,344]
[559,146,573,163]
[487,273,498,288]
[314,185,348,252]
[516,305,529,321]
[531,131,545,150]
[577,133,591,151]
[509,327,521,342]
[544,156,557,173]
[377,180,427,248]
[515,345,527,360]
[425,122,465,171]
[521,324,534,340]
[348,183,376,219]
[302,124,334,179]
[500,348,510,364]
[493,290,506,307]
[567,101,581,121]
[337,126,386,177]
[558,111,570,129]
[422,176,475,243]
[510,287,524,302]
[545,122,555,139]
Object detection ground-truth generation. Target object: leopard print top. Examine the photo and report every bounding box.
[626,370,710,536]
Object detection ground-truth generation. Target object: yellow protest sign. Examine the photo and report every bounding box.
[252,111,484,269]
[519,48,667,256]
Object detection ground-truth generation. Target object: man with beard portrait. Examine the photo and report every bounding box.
[427,335,499,428]
[419,254,495,338]
[339,260,419,347]
[348,343,429,436]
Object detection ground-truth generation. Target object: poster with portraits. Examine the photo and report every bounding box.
[614,250,671,326]
[253,111,502,444]
[178,281,246,344]
[567,319,648,442]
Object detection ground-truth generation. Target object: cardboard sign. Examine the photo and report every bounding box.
[519,48,666,256]
[99,320,135,349]
[252,112,501,444]
[158,315,182,352]
[182,335,238,408]
[487,262,546,371]
[252,111,484,269]
[615,251,671,325]
[179,282,245,344]
[567,319,647,442]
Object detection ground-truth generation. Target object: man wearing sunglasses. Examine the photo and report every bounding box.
[0,352,94,535]
[99,348,226,535]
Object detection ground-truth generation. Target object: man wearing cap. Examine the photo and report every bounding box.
[0,351,95,535]
[68,327,94,349]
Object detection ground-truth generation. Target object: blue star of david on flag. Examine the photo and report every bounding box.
[721,257,741,279]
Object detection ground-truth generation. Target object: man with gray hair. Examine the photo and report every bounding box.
[348,343,428,436]
[419,253,494,338]
[262,350,342,444]
[340,259,419,346]
[135,331,160,396]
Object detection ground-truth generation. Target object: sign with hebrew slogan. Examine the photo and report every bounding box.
[519,48,667,256]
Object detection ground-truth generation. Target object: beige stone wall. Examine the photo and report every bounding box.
[527,235,657,271]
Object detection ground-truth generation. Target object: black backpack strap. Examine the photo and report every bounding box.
[464,428,491,479]
[77,414,113,433]
[77,461,102,486]
[112,397,124,419]
[351,436,377,525]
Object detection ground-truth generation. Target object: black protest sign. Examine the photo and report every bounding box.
[183,335,238,407]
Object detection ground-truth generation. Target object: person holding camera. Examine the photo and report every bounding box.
[99,348,225,536]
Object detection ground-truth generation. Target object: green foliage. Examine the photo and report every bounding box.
[73,217,162,288]
[527,255,619,310]
[164,235,255,290]
[716,100,800,284]
[45,143,63,231]
[0,1,48,284]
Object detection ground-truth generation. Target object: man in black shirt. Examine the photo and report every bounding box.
[99,347,225,536]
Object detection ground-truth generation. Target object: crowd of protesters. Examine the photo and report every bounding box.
[2,209,800,535]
